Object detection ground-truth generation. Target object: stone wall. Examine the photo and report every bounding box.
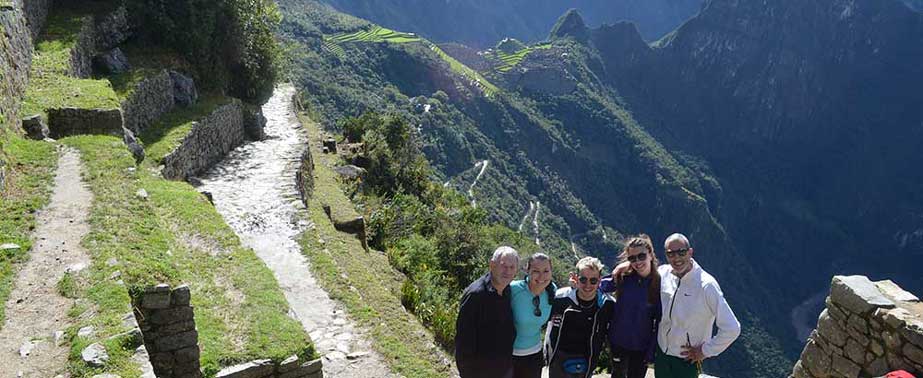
[47,107,123,138]
[121,69,175,133]
[215,356,323,378]
[0,2,34,133]
[93,4,129,51]
[296,148,314,207]
[69,15,95,78]
[19,0,50,40]
[162,101,247,180]
[791,275,923,378]
[133,284,202,378]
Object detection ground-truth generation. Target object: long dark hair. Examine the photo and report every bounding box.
[615,234,660,305]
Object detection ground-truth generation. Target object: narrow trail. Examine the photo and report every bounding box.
[198,85,396,378]
[0,147,92,378]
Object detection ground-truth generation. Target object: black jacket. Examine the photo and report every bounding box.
[455,272,515,378]
[544,287,615,378]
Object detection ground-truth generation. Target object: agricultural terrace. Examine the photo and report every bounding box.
[490,43,553,72]
[324,26,498,96]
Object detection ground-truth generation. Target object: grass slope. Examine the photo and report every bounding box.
[324,25,498,96]
[60,135,314,377]
[297,114,456,378]
[0,136,58,328]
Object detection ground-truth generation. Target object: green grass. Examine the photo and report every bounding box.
[60,135,315,377]
[297,114,456,378]
[21,9,120,119]
[0,135,58,329]
[139,95,234,164]
[324,26,498,96]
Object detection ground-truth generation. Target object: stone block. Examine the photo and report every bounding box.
[142,291,172,309]
[149,306,194,325]
[864,356,889,377]
[174,345,200,363]
[802,339,832,378]
[827,302,848,322]
[844,338,866,364]
[904,343,923,364]
[875,280,920,303]
[242,104,266,141]
[847,314,868,333]
[846,327,869,347]
[172,285,191,306]
[900,318,923,349]
[884,330,903,350]
[22,115,49,139]
[82,342,109,367]
[831,354,860,378]
[830,276,895,315]
[169,71,198,107]
[817,310,847,347]
[158,320,196,335]
[153,330,198,352]
[298,358,323,374]
[277,355,300,373]
[871,340,885,356]
[93,47,130,75]
[215,359,275,378]
[886,352,905,371]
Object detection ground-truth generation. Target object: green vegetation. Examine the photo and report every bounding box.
[126,0,282,103]
[298,114,457,377]
[22,10,120,118]
[0,136,57,328]
[488,43,552,72]
[61,135,315,377]
[323,26,498,95]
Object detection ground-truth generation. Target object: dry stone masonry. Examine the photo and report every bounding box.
[121,69,174,133]
[162,100,248,180]
[133,284,202,378]
[0,1,34,131]
[215,356,322,378]
[791,275,923,378]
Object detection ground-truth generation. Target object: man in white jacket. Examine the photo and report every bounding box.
[655,233,740,378]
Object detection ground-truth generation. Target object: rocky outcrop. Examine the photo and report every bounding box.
[133,284,202,378]
[121,70,174,133]
[322,204,369,252]
[791,276,923,378]
[20,0,50,40]
[169,71,197,107]
[243,103,267,141]
[69,15,96,78]
[0,2,34,132]
[47,107,123,138]
[92,47,130,74]
[93,4,129,51]
[161,101,247,180]
[22,114,48,139]
[215,356,322,378]
[549,9,589,42]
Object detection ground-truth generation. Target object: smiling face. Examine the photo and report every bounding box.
[489,254,519,290]
[627,246,652,277]
[527,259,552,293]
[575,267,601,301]
[664,238,694,276]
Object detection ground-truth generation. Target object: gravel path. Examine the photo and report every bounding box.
[198,85,397,378]
[0,147,92,378]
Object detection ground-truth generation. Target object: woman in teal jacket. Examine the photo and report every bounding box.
[510,253,556,378]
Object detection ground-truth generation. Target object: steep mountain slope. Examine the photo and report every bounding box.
[317,0,704,47]
[595,0,923,339]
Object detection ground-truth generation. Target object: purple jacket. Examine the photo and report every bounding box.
[599,273,662,360]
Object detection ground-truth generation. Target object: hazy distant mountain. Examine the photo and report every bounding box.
[317,0,704,47]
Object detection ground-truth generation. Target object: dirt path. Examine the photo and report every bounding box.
[198,85,397,378]
[0,147,92,378]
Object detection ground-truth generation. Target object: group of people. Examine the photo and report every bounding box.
[455,233,741,378]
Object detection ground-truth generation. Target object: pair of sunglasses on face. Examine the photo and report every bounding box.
[627,252,648,263]
[664,248,690,257]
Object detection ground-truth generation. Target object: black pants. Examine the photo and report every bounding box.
[610,346,647,378]
[512,352,544,378]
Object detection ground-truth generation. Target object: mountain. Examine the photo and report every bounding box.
[277,0,923,376]
[316,0,704,48]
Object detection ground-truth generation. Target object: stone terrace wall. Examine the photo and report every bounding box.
[162,100,247,180]
[134,284,202,378]
[0,2,33,132]
[215,356,323,378]
[791,275,923,378]
[47,107,123,138]
[121,69,174,133]
[19,0,50,40]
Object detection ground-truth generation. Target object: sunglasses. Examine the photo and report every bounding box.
[665,248,689,257]
[532,296,542,316]
[627,252,648,263]
[578,276,599,285]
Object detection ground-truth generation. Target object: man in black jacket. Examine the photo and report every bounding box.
[545,256,615,378]
[455,246,521,378]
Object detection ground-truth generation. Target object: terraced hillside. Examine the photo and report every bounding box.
[487,42,552,72]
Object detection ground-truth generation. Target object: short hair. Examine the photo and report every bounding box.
[665,233,691,248]
[491,246,520,265]
[526,252,551,271]
[575,256,604,274]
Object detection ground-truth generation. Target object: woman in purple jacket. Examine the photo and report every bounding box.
[599,235,662,378]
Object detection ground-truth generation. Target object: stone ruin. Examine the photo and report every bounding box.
[791,275,923,378]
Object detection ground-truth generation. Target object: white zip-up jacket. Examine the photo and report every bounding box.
[657,259,740,359]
